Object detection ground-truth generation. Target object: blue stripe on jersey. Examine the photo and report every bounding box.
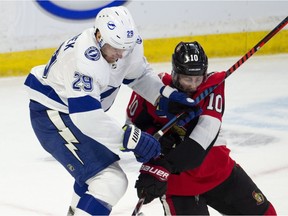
[123,78,135,85]
[24,73,66,106]
[100,86,120,100]
[68,95,101,114]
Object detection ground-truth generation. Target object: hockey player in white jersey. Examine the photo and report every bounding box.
[24,6,196,215]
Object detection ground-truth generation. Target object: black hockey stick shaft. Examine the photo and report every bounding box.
[170,16,287,130]
[131,196,145,216]
[131,117,180,215]
[161,17,288,130]
[226,16,288,78]
[153,111,188,140]
[131,114,195,216]
[155,15,286,139]
[194,16,288,105]
[131,16,287,216]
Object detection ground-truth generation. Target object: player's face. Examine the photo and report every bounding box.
[178,74,204,93]
[100,43,128,63]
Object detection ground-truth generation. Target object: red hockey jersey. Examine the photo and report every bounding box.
[126,72,235,196]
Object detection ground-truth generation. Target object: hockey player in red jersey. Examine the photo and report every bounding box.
[126,41,277,215]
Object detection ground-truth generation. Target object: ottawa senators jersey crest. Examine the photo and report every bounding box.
[252,191,265,205]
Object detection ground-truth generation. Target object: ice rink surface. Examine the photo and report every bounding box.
[0,54,287,215]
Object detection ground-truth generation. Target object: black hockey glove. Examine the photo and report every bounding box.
[159,132,182,155]
[135,158,171,204]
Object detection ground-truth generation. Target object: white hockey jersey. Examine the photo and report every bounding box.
[24,27,163,154]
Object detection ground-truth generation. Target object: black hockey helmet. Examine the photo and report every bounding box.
[172,41,208,76]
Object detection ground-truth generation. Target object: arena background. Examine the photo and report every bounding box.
[0,0,287,77]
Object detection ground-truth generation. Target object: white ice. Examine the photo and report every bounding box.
[0,54,287,215]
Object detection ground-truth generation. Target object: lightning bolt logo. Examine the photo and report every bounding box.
[47,110,84,165]
[60,129,84,165]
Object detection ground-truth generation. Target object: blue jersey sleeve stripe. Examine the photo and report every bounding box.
[24,73,66,106]
[100,86,119,99]
[123,78,135,85]
[68,95,101,114]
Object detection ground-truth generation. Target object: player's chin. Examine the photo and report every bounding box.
[183,88,196,94]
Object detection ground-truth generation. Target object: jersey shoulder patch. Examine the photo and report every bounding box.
[84,46,100,61]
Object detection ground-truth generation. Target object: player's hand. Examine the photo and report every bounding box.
[157,86,202,126]
[121,125,161,163]
[156,86,195,119]
[159,86,195,106]
[157,86,196,120]
[159,132,182,155]
[135,158,171,204]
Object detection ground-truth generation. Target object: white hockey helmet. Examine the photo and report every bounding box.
[94,6,137,50]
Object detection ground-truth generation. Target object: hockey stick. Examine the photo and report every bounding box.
[131,195,145,216]
[153,111,189,140]
[131,114,192,216]
[131,112,189,216]
[193,16,288,104]
[153,15,288,138]
[131,16,287,216]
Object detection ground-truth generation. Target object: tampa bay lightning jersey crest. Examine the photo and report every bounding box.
[85,46,100,61]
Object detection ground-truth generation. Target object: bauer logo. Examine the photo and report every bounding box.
[85,47,100,61]
[35,0,128,20]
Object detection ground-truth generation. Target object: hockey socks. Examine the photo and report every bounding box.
[76,193,111,215]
